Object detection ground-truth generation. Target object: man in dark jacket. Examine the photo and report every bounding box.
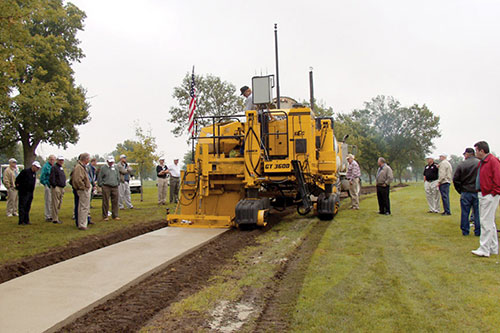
[471,141,500,257]
[49,156,66,224]
[453,148,480,236]
[15,161,41,225]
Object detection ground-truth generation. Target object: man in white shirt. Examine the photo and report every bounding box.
[240,86,256,111]
[168,159,181,204]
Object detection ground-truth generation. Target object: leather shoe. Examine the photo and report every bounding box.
[53,220,63,224]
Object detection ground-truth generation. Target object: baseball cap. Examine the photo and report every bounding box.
[32,161,41,168]
[8,158,17,163]
[120,154,126,159]
[439,153,447,157]
[463,148,474,154]
[240,86,249,95]
[159,157,165,161]
[57,155,64,160]
[107,156,115,162]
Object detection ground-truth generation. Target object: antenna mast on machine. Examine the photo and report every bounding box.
[274,23,280,108]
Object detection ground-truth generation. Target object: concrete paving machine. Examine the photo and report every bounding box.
[167,75,344,228]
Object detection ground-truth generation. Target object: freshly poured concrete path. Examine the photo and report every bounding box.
[0,227,226,333]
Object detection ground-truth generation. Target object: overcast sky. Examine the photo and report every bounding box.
[40,0,500,162]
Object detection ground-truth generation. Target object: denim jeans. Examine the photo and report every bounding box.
[460,192,480,235]
[439,183,451,214]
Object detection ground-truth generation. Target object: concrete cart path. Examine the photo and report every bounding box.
[0,227,226,333]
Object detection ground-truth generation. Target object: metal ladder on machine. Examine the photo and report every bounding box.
[291,160,313,215]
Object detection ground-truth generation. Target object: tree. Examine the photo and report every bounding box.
[116,124,158,201]
[356,96,441,183]
[0,0,89,166]
[168,73,243,137]
[335,110,383,184]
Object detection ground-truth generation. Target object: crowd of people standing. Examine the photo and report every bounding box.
[3,155,180,231]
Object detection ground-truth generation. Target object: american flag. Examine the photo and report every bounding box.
[187,67,196,136]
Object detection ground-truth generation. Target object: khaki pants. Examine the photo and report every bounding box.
[424,180,440,213]
[51,186,64,222]
[349,178,360,209]
[158,177,168,204]
[44,185,52,219]
[119,182,133,209]
[102,185,119,218]
[77,187,91,228]
[170,177,180,203]
[477,193,500,255]
[6,188,18,216]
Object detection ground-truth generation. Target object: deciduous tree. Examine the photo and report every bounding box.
[168,73,242,137]
[0,0,89,166]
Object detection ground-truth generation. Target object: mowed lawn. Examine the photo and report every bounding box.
[292,183,500,332]
[0,181,173,264]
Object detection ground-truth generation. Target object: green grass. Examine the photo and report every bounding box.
[0,180,174,264]
[291,184,500,332]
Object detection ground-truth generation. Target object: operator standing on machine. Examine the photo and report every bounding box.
[240,86,256,111]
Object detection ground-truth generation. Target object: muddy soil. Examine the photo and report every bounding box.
[53,218,282,333]
[0,220,167,283]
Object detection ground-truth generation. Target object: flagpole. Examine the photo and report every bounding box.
[191,66,195,162]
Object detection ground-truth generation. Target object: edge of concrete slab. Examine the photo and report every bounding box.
[45,228,228,333]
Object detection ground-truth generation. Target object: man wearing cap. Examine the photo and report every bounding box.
[168,158,181,204]
[156,157,169,205]
[98,156,121,220]
[49,156,66,224]
[453,148,480,236]
[240,86,256,111]
[346,154,361,209]
[40,154,56,221]
[117,154,134,209]
[423,156,440,213]
[15,161,41,225]
[438,153,453,215]
[471,141,500,257]
[3,158,19,217]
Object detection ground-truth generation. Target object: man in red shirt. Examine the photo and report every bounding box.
[471,141,500,257]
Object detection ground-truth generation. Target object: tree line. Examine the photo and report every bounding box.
[169,74,442,183]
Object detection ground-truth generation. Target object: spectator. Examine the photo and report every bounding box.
[346,154,361,210]
[156,157,169,205]
[71,153,92,230]
[15,161,41,225]
[438,153,453,215]
[98,156,120,221]
[117,154,134,209]
[49,156,66,224]
[87,157,97,204]
[376,157,393,215]
[3,158,19,217]
[40,154,56,221]
[423,156,440,213]
[471,141,500,257]
[453,148,480,236]
[168,158,181,204]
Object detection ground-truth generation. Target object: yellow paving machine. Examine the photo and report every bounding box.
[167,75,344,228]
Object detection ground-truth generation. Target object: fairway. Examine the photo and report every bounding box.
[292,183,500,332]
[0,181,173,264]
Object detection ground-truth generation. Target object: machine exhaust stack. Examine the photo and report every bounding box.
[309,67,314,112]
[274,23,281,108]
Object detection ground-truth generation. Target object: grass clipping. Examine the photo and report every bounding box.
[142,215,318,332]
